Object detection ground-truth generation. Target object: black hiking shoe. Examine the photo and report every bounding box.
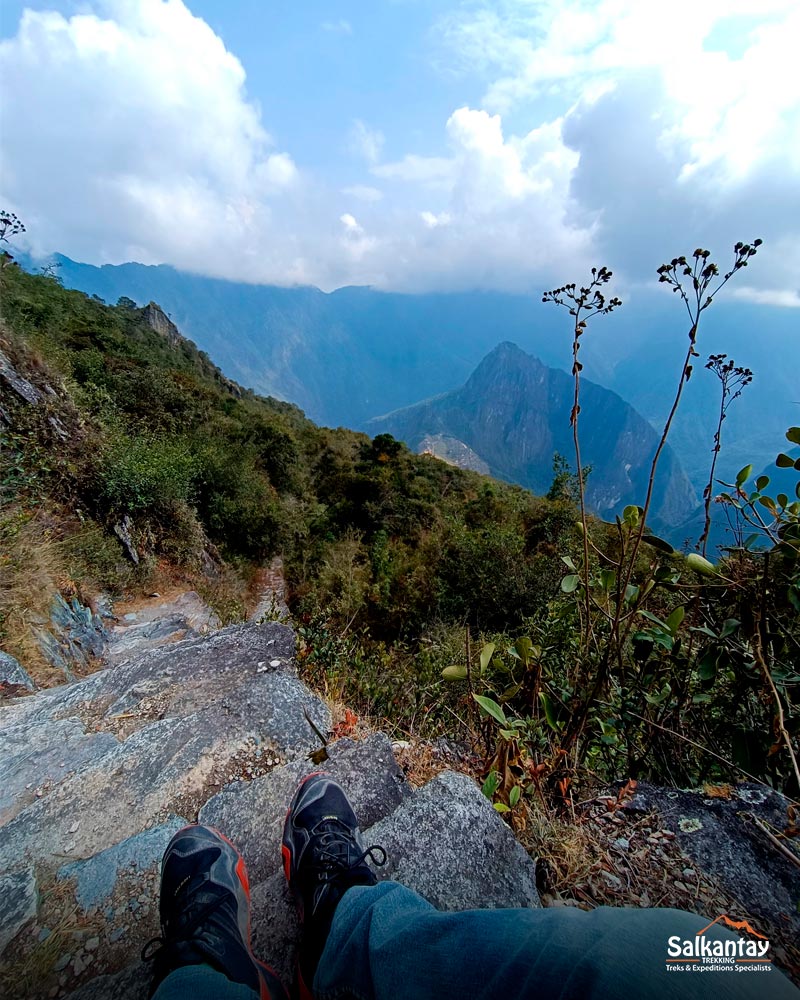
[143,824,287,1000]
[282,773,387,996]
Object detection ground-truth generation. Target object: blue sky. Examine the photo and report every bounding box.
[1,1,798,299]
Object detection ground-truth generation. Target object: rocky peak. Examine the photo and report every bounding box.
[142,302,184,349]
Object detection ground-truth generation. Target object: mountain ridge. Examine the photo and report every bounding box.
[369,341,698,532]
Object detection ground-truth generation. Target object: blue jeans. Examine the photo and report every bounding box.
[153,881,798,999]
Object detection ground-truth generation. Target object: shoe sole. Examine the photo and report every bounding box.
[167,824,288,1000]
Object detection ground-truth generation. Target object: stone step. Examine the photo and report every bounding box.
[60,767,540,1000]
[104,592,221,666]
[199,732,409,884]
[0,716,118,826]
[0,673,328,876]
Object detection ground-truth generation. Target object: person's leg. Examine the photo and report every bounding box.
[152,964,258,1000]
[316,881,798,1000]
[143,825,287,1000]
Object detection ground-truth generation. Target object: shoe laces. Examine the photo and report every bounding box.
[141,880,227,963]
[309,817,387,884]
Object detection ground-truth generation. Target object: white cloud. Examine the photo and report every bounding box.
[1,0,796,297]
[0,0,300,280]
[434,0,800,297]
[342,184,384,202]
[421,211,451,228]
[321,19,352,36]
[372,155,454,186]
[733,287,800,309]
[349,120,385,166]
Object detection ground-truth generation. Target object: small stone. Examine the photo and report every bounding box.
[84,936,99,952]
[54,954,71,973]
[72,956,86,976]
[38,927,52,942]
[68,822,79,834]
[613,837,630,850]
[109,927,126,942]
[682,868,696,879]
[49,987,59,998]
[270,659,281,667]
[674,881,687,892]
[137,894,148,904]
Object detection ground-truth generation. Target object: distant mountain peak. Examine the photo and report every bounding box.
[369,342,697,534]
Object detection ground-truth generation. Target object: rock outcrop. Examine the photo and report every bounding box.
[0,598,540,1000]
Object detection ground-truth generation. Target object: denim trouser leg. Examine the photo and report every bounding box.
[151,964,259,1000]
[314,882,798,1000]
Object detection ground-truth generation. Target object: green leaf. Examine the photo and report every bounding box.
[539,691,560,731]
[499,683,522,703]
[696,650,717,682]
[720,618,740,638]
[514,636,534,663]
[641,533,675,554]
[758,496,777,516]
[686,553,718,576]
[441,665,468,681]
[473,694,507,726]
[756,475,770,492]
[777,493,788,509]
[743,533,760,550]
[479,643,496,674]
[666,606,685,634]
[639,609,669,629]
[509,785,521,808]
[735,464,753,487]
[482,771,500,799]
[777,453,794,468]
[786,427,800,445]
[561,555,577,572]
[493,802,511,813]
[623,504,641,525]
[598,567,616,592]
[561,573,579,593]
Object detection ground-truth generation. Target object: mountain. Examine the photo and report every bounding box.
[368,342,697,532]
[16,252,800,491]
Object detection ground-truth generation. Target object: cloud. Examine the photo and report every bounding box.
[342,184,384,202]
[1,0,796,297]
[321,19,352,36]
[421,211,451,228]
[733,287,800,309]
[349,120,385,166]
[434,0,800,297]
[0,0,300,280]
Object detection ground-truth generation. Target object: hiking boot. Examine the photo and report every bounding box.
[143,824,287,1000]
[282,773,387,993]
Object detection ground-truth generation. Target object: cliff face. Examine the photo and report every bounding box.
[369,342,697,531]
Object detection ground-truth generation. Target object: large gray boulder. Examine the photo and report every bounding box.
[0,607,541,1000]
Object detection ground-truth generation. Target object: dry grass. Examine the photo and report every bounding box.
[0,507,70,684]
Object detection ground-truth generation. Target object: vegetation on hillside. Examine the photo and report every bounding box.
[1,237,797,812]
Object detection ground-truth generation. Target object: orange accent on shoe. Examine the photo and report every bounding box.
[281,843,292,883]
[296,965,315,1000]
[235,856,251,900]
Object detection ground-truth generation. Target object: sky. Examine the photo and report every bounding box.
[1,0,798,299]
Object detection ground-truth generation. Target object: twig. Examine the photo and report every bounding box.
[748,814,800,871]
[752,633,800,792]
